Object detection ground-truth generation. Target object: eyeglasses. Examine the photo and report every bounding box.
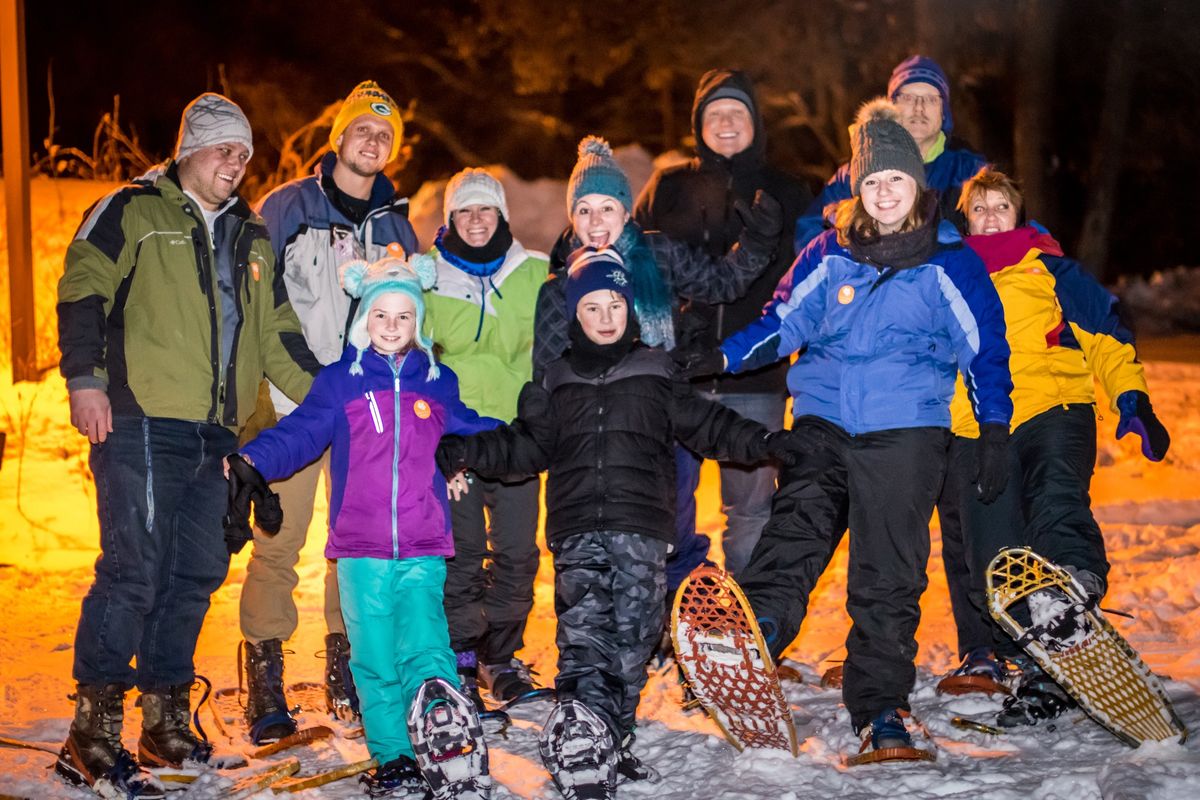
[894,91,941,108]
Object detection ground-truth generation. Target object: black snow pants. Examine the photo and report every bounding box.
[738,417,949,731]
[947,403,1109,659]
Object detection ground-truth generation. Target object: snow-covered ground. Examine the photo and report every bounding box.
[1,178,1198,798]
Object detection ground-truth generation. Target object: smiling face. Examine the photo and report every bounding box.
[177,142,250,210]
[859,169,919,234]
[701,97,753,158]
[366,292,417,355]
[336,114,394,178]
[571,193,630,248]
[576,289,628,345]
[966,189,1019,236]
[451,204,501,247]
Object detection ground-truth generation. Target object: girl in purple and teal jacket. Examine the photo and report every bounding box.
[239,256,499,791]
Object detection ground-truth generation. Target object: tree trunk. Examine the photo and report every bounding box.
[1013,0,1060,230]
[1076,0,1139,280]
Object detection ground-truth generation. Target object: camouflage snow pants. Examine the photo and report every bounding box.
[552,530,669,739]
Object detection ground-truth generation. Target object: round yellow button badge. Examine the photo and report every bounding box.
[414,399,431,419]
[837,284,856,304]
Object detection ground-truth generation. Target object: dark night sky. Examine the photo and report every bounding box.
[16,0,1200,279]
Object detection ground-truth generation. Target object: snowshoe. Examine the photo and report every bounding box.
[671,565,798,754]
[359,754,431,798]
[322,632,361,723]
[271,757,378,793]
[996,655,1076,729]
[479,658,552,708]
[936,646,1011,696]
[239,639,297,745]
[56,683,166,799]
[820,663,844,689]
[987,547,1187,745]
[407,677,491,800]
[538,700,617,800]
[615,731,660,784]
[844,708,936,767]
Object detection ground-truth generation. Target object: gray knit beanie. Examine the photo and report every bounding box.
[848,98,926,196]
[567,136,633,215]
[174,93,254,162]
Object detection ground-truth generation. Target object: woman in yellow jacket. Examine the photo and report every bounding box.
[940,167,1170,728]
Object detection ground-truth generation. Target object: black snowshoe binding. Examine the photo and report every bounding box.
[538,700,617,800]
[136,680,223,768]
[239,638,297,745]
[56,683,165,800]
[322,632,361,722]
[407,677,491,800]
[997,655,1078,728]
[360,754,431,799]
[615,731,659,784]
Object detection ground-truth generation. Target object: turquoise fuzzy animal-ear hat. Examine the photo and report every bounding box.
[340,254,439,378]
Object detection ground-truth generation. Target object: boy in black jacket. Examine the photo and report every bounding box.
[437,247,797,800]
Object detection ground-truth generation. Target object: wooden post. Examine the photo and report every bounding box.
[2,0,37,382]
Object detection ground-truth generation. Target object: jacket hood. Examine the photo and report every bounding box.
[691,69,766,169]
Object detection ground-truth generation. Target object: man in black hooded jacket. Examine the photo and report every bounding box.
[635,69,811,581]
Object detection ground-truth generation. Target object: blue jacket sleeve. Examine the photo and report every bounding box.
[938,247,1013,427]
[794,164,852,251]
[1044,256,1133,345]
[720,236,831,374]
[240,367,339,482]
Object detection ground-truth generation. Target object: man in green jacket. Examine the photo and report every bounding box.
[55,93,319,797]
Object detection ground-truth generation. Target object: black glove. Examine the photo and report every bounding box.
[763,429,804,467]
[670,345,726,380]
[734,189,784,252]
[223,454,283,553]
[973,423,1010,505]
[436,435,469,480]
[1116,390,1170,462]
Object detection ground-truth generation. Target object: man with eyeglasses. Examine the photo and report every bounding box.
[794,55,987,249]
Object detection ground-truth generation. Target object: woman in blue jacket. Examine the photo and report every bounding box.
[677,99,1013,756]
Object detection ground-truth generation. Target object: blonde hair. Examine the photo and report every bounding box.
[957,167,1024,218]
[834,187,935,246]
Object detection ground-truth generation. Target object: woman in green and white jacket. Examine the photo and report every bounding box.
[422,168,549,708]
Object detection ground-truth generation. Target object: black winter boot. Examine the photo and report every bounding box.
[137,683,214,768]
[322,632,361,722]
[56,683,165,799]
[455,650,486,713]
[240,639,296,745]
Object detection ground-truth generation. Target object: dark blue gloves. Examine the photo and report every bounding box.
[974,423,1010,505]
[1116,390,1170,461]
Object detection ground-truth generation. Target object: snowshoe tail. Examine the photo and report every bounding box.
[222,757,301,797]
[0,735,60,755]
[950,717,1007,736]
[538,700,617,800]
[987,547,1188,746]
[936,674,1010,696]
[844,745,937,767]
[249,725,333,759]
[407,677,491,800]
[271,757,379,792]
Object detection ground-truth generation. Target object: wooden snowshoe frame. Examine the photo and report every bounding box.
[936,673,1010,697]
[987,547,1187,746]
[272,757,379,792]
[250,725,334,758]
[671,566,799,756]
